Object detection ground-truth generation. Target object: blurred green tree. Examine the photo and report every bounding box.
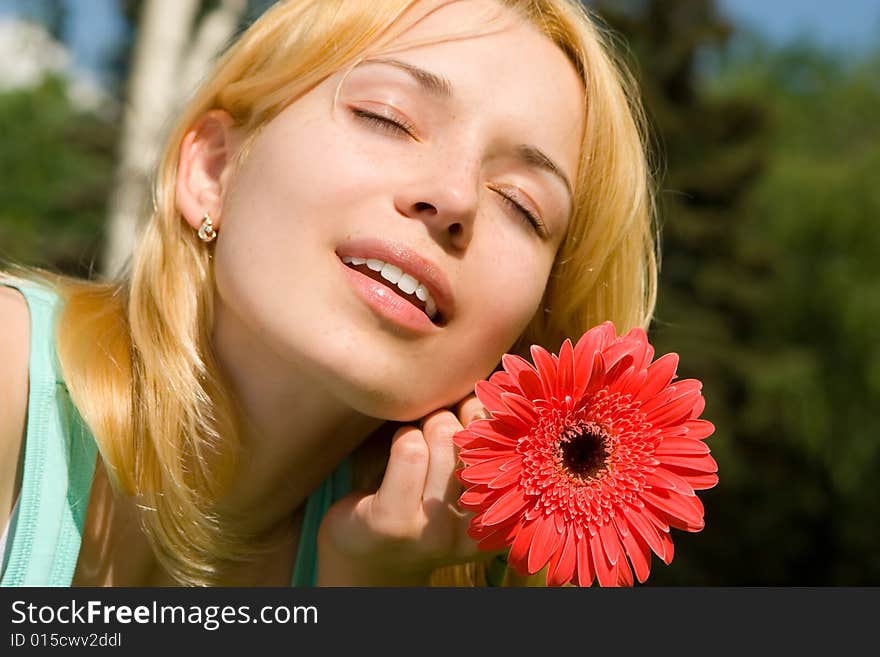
[0,75,118,277]
[591,0,772,584]
[591,0,880,584]
[707,42,880,584]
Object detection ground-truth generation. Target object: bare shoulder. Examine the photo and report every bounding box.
[0,283,31,524]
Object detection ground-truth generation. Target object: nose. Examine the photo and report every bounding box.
[393,161,478,252]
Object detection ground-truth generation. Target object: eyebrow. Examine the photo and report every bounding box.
[357,57,574,204]
[513,144,573,205]
[360,56,454,99]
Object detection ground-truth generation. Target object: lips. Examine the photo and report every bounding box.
[336,238,456,323]
[349,261,431,317]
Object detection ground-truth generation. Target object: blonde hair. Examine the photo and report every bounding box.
[2,0,658,586]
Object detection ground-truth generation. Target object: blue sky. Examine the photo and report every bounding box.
[2,0,879,80]
[719,0,880,52]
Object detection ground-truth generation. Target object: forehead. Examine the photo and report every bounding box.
[359,0,585,177]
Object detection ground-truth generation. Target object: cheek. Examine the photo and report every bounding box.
[213,112,380,284]
[232,130,359,226]
[455,255,549,360]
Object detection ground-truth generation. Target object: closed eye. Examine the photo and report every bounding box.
[351,108,416,138]
[352,108,547,238]
[493,187,547,237]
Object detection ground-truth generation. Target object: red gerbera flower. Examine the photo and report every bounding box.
[454,321,718,587]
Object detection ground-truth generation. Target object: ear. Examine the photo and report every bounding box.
[176,109,239,232]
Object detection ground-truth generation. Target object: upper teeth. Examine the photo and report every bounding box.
[342,256,438,321]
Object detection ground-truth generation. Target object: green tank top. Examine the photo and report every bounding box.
[0,276,350,587]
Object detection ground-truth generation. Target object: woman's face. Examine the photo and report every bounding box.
[213,0,585,421]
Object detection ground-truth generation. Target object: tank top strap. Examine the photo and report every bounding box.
[290,455,352,586]
[0,276,98,586]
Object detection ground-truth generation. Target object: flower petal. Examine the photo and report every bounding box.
[615,514,652,583]
[658,529,675,565]
[593,321,619,350]
[572,349,604,402]
[643,489,705,531]
[502,353,545,401]
[640,501,671,532]
[684,473,719,490]
[528,515,565,574]
[554,508,567,534]
[518,368,547,403]
[670,379,704,396]
[690,395,706,419]
[621,326,651,370]
[488,464,523,489]
[459,487,496,508]
[474,380,509,415]
[639,379,701,414]
[590,528,616,587]
[480,485,530,526]
[616,557,634,587]
[606,364,647,397]
[460,456,521,485]
[452,422,517,454]
[463,419,519,446]
[470,523,515,551]
[635,352,679,403]
[644,389,703,428]
[576,534,596,587]
[655,437,711,456]
[488,410,534,436]
[646,467,697,497]
[664,465,719,490]
[684,419,715,439]
[603,338,639,372]
[556,338,575,399]
[622,504,666,561]
[605,354,635,384]
[530,344,558,400]
[459,446,513,465]
[508,519,540,573]
[598,520,621,566]
[488,369,519,393]
[501,352,535,377]
[500,392,539,424]
[547,525,578,587]
[574,324,605,361]
[658,454,718,473]
[644,343,655,366]
[573,326,606,386]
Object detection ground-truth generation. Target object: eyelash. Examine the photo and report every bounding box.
[496,190,546,235]
[352,108,546,236]
[352,108,415,136]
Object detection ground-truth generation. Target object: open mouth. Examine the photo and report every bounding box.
[342,260,445,326]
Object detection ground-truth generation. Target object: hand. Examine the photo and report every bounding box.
[316,394,497,586]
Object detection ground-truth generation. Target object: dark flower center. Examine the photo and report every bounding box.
[559,423,610,481]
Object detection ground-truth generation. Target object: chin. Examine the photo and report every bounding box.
[330,374,456,423]
[349,388,442,423]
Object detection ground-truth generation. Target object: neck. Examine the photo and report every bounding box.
[209,298,385,539]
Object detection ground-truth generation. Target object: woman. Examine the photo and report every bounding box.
[0,0,657,586]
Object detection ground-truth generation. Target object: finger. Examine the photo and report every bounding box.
[420,409,464,507]
[455,394,490,426]
[372,425,429,523]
